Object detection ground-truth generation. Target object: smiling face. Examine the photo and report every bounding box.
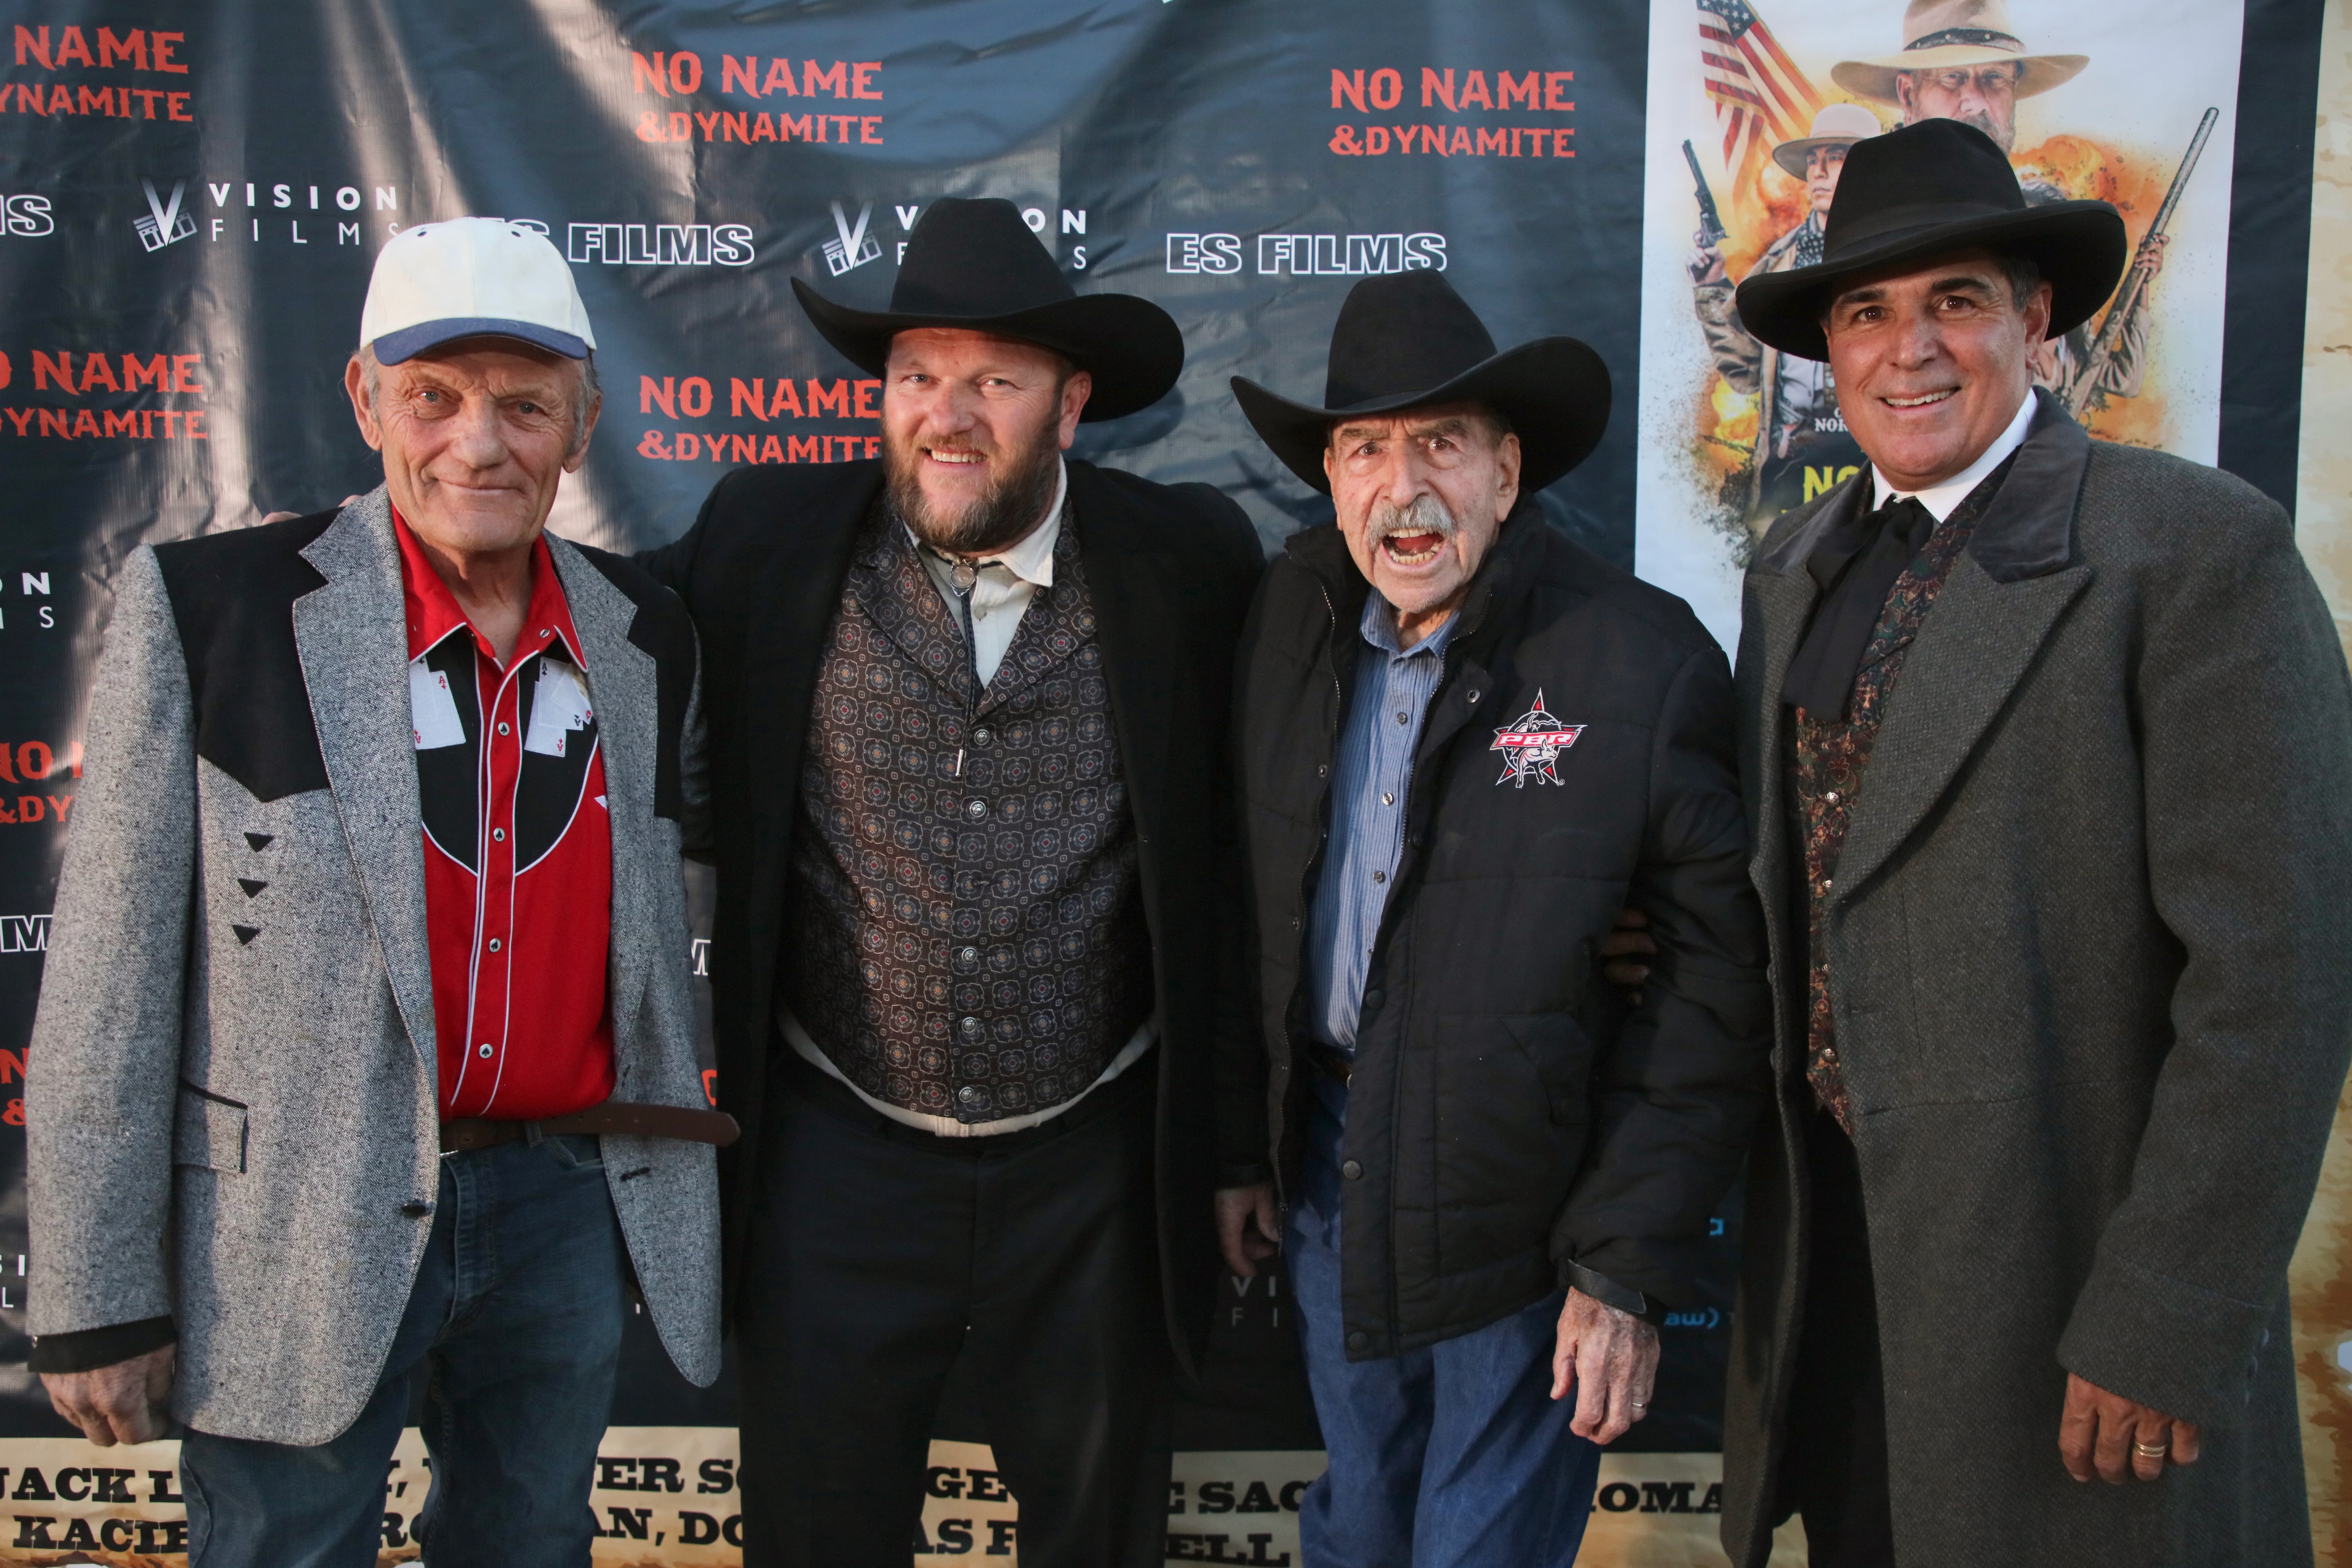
[345,339,596,562]
[1323,403,1521,644]
[882,327,1091,557]
[1805,144,1849,216]
[1823,246,2051,492]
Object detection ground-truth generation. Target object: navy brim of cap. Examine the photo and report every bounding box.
[371,317,590,365]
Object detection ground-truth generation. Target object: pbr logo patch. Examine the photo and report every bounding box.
[1490,689,1584,788]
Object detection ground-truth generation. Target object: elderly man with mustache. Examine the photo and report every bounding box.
[641,198,1263,1568]
[1217,272,1772,1567]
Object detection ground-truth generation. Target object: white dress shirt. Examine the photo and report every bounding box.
[1872,391,2037,521]
[910,459,1067,688]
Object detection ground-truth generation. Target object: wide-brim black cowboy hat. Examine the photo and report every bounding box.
[791,196,1183,422]
[1736,118,2127,363]
[1231,271,1610,494]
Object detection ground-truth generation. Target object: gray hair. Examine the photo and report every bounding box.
[352,341,601,457]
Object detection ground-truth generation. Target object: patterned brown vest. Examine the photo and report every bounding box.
[780,501,1153,1125]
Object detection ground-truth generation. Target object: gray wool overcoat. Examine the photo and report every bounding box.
[1720,392,2352,1567]
[25,490,722,1445]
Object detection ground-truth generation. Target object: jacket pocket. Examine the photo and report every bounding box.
[1503,1013,1594,1127]
[173,1083,248,1174]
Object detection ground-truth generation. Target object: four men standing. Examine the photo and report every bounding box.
[18,113,2350,1568]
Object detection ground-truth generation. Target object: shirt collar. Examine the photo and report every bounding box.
[904,458,1066,590]
[1359,586,1457,659]
[393,506,583,669]
[1872,391,2036,522]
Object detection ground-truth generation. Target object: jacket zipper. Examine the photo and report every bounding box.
[1370,628,1464,1352]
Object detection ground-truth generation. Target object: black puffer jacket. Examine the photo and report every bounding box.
[1225,506,1771,1358]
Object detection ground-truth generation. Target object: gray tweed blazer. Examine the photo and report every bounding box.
[26,490,721,1445]
[1718,392,2352,1566]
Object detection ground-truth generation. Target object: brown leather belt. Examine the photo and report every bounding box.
[1305,1043,1354,1087]
[439,1100,740,1155]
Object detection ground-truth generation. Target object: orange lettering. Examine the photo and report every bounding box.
[97,27,145,69]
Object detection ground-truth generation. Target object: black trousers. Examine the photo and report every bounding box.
[1778,1107,1898,1568]
[737,1050,1172,1568]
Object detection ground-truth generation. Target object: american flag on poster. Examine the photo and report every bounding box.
[1697,0,1824,180]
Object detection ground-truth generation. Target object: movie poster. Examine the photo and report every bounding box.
[1632,0,2246,645]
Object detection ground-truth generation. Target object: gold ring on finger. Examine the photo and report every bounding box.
[2132,1441,2169,1458]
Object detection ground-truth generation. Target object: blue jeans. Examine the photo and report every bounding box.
[1290,1074,1601,1568]
[180,1133,628,1568]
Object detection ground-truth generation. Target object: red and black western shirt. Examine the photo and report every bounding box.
[396,512,615,1120]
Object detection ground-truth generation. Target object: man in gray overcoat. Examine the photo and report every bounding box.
[1715,118,2352,1566]
[25,218,731,1563]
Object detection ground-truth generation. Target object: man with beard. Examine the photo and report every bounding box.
[640,198,1263,1567]
[1833,0,2157,408]
[1217,272,1771,1565]
[1691,102,1881,519]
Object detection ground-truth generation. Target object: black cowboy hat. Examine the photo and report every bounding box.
[1735,118,2127,362]
[1231,271,1610,494]
[791,197,1183,422]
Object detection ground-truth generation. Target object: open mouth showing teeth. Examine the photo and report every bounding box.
[1884,390,1955,409]
[1382,532,1445,566]
[927,449,986,465]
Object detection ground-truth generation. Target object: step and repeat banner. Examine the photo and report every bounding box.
[0,0,2327,1561]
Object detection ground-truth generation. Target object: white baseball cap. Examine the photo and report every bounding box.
[359,217,596,365]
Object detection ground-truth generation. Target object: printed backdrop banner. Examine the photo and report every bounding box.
[0,0,2325,1561]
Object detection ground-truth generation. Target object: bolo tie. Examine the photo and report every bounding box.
[924,545,985,779]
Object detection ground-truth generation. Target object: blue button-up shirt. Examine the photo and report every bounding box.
[1305,590,1457,1054]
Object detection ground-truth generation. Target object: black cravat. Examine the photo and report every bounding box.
[1780,492,1937,720]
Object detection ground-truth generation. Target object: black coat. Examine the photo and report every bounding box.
[642,457,1265,1377]
[1225,506,1771,1357]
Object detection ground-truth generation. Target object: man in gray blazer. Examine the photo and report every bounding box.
[1709,120,2352,1566]
[26,218,728,1564]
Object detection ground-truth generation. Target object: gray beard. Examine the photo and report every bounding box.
[885,435,1062,557]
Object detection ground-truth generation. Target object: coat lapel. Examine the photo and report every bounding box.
[545,535,657,1069]
[293,489,436,1071]
[1071,470,1176,928]
[1829,397,2096,905]
[744,467,886,928]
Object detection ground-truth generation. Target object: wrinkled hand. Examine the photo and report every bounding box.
[41,1343,175,1446]
[1600,907,1657,1004]
[2059,1372,2200,1484]
[1687,240,1727,286]
[1550,1288,1659,1444]
[1215,1182,1281,1278]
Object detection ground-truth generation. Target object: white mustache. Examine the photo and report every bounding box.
[1369,493,1457,542]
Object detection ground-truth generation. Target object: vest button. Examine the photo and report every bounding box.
[1362,988,1384,1010]
[1341,1159,1363,1180]
[967,800,987,820]
[1345,1330,1370,1352]
[960,947,978,963]
[974,727,994,745]
[961,1016,982,1038]
[959,1085,982,1103]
